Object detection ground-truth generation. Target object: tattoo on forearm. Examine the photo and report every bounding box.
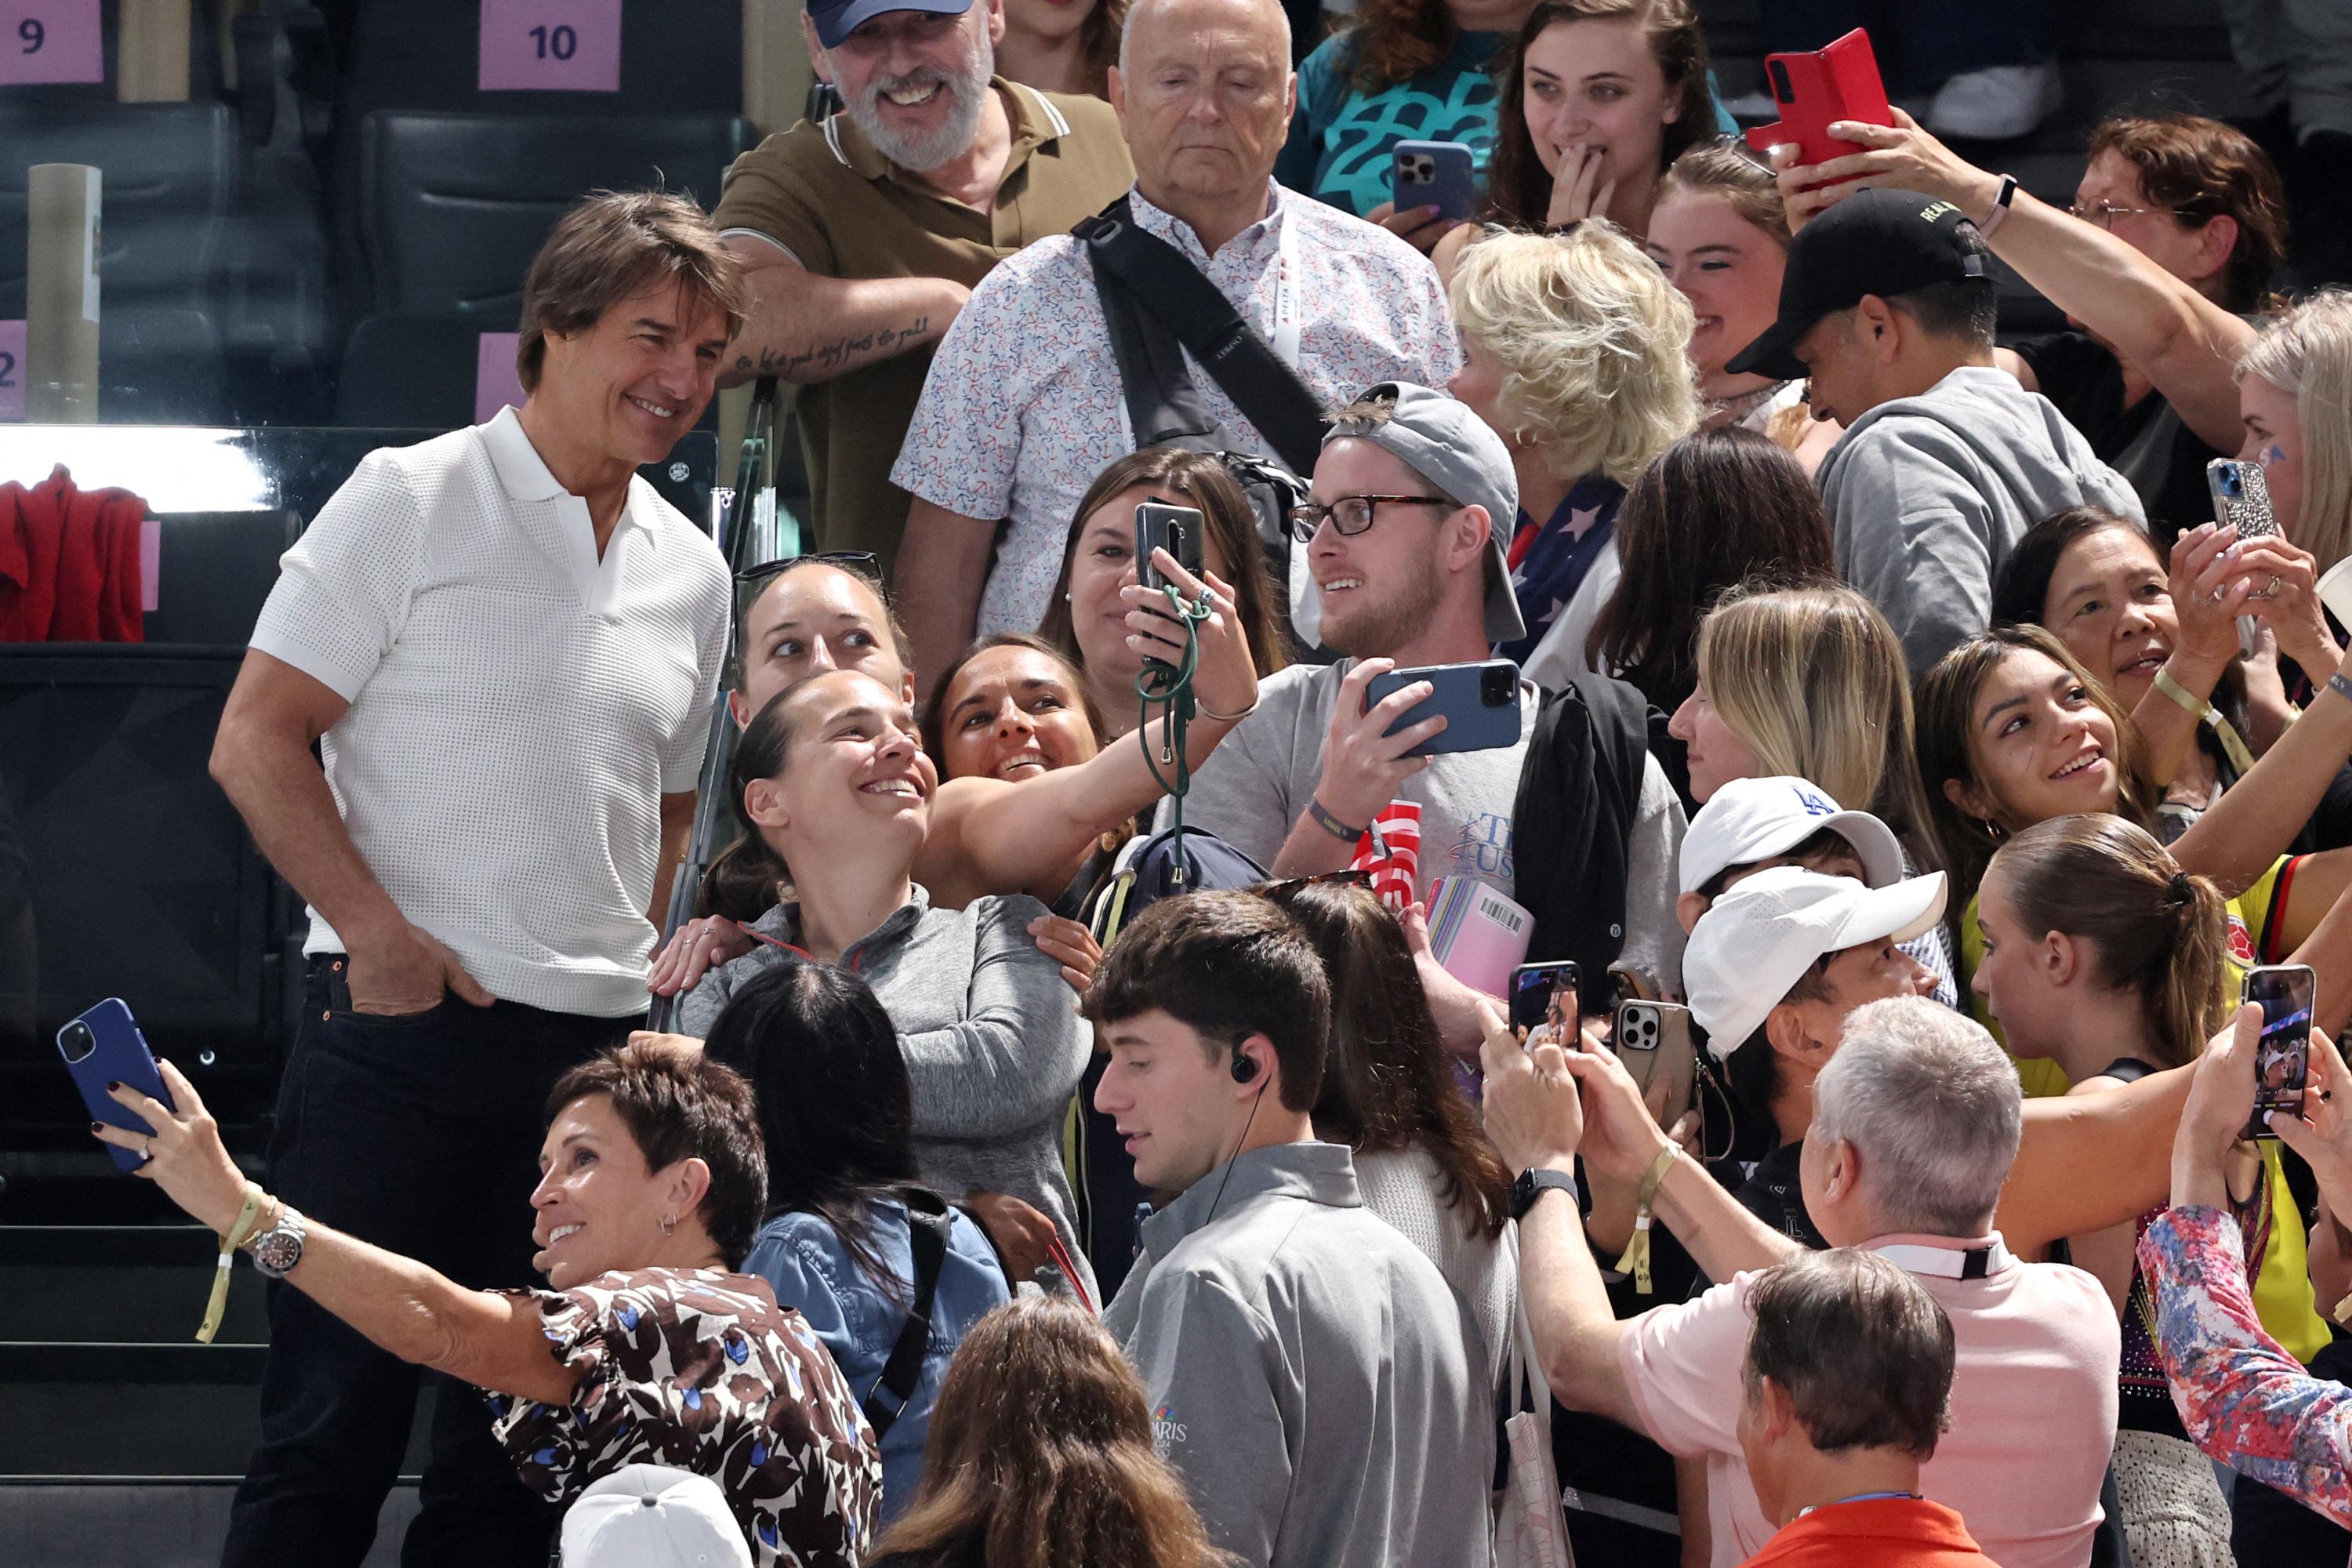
[732,315,932,376]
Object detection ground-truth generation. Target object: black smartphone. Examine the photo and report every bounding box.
[1363,659,1521,757]
[2245,964,2315,1139]
[1510,960,1579,1037]
[1135,500,1206,593]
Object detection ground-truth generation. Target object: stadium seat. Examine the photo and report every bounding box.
[330,314,498,427]
[355,110,756,320]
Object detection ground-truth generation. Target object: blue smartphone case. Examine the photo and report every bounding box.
[1391,140,1476,223]
[1365,661,1523,758]
[57,997,175,1172]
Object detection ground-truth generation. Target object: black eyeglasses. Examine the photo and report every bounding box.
[1286,494,1454,543]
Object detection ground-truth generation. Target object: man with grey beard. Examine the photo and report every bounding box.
[710,0,1131,570]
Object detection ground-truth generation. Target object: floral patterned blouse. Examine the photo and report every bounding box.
[2138,1204,2352,1528]
[487,1268,882,1566]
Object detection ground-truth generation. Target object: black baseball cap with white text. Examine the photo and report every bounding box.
[1725,187,1989,383]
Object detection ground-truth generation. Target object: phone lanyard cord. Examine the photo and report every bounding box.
[1136,586,1213,874]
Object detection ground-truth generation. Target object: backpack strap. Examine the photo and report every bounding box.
[860,1189,953,1440]
[1074,194,1329,476]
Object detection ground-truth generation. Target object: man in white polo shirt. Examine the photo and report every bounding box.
[207,192,740,1568]
[1483,993,2120,1568]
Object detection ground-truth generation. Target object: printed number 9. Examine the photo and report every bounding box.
[528,23,577,60]
[19,17,45,53]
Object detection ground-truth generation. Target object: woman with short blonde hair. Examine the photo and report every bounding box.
[1445,222,1698,684]
[2237,289,2352,579]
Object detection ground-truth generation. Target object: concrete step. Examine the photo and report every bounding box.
[0,1341,432,1479]
[0,1225,270,1344]
[0,1481,418,1568]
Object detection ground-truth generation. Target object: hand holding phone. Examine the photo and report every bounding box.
[1613,1000,1699,1134]
[1742,27,1893,168]
[1361,659,1522,758]
[2208,459,2279,542]
[57,998,176,1173]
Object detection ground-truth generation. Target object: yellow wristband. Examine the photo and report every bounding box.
[198,1182,267,1346]
[1612,1145,1682,1296]
[2152,666,2208,717]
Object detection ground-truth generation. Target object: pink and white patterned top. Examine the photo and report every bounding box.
[2139,1203,2352,1530]
[891,180,1461,635]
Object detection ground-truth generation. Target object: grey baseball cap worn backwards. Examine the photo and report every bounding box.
[1311,381,1526,646]
[806,0,972,50]
[1725,187,1989,383]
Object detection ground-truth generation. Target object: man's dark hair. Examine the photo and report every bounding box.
[516,189,747,392]
[546,1040,768,1267]
[1886,223,1997,347]
[1083,891,1331,1112]
[1743,1249,1955,1460]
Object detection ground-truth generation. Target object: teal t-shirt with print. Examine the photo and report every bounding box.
[1276,29,1506,218]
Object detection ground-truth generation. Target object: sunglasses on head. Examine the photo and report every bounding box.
[734,550,886,599]
[1252,869,1377,898]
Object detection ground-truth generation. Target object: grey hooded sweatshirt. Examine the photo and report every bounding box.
[1107,1141,1493,1568]
[1818,365,2144,673]
[677,884,1094,1297]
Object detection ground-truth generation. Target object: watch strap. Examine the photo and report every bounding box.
[1305,796,1364,844]
[1512,1167,1580,1221]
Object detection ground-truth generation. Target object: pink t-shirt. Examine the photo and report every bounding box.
[1619,1235,2119,1568]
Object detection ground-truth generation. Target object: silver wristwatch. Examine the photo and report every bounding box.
[248,1206,307,1279]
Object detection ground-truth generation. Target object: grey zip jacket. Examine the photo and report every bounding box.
[677,884,1094,1297]
[1108,1142,1494,1567]
[1818,364,2144,673]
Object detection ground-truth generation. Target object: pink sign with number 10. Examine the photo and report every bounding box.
[0,0,103,85]
[479,0,620,92]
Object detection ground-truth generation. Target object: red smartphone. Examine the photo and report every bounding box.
[1742,27,1893,168]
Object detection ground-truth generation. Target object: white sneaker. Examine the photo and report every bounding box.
[1926,62,2061,140]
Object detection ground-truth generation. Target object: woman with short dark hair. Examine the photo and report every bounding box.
[98,1040,880,1566]
[706,962,1011,1525]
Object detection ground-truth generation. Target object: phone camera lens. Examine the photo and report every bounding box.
[1483,667,1513,706]
[61,1023,93,1063]
[1768,60,1794,101]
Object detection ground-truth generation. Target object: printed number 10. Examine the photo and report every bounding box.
[528,23,577,60]
[20,17,45,53]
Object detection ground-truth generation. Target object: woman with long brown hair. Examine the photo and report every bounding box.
[1258,877,1514,1387]
[1432,0,1721,280]
[996,0,1127,98]
[1972,814,2280,1568]
[868,1295,1236,1568]
[1036,447,1290,742]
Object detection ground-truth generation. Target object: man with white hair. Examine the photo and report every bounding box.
[889,0,1461,695]
[710,0,1133,568]
[1481,995,2121,1568]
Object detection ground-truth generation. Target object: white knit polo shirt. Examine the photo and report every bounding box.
[249,408,730,1018]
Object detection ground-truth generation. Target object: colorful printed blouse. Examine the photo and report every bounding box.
[2138,1204,2352,1529]
[487,1268,883,1567]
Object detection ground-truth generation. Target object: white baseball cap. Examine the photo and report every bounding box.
[1683,865,1947,1056]
[1679,776,1906,896]
[561,1465,752,1568]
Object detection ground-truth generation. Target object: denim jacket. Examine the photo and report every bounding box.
[743,1199,1009,1522]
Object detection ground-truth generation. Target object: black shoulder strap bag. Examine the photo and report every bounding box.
[1073,195,1326,556]
[860,1188,953,1441]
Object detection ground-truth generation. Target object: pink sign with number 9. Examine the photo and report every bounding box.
[478,0,620,92]
[0,0,103,85]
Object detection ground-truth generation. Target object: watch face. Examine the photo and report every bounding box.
[254,1229,302,1275]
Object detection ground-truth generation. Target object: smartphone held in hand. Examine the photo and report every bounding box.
[1392,140,1476,223]
[1134,499,1206,593]
[1613,999,1700,1133]
[1510,960,1580,1044]
[56,997,175,1173]
[2245,964,2315,1139]
[1364,659,1522,757]
[1742,27,1893,167]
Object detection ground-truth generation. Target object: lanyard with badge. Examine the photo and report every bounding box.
[1266,212,1302,368]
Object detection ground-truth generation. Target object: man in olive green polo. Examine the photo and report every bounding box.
[712,0,1133,569]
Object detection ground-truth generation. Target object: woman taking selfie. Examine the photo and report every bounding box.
[653,548,1258,989]
[1035,446,1290,743]
[704,962,1011,1525]
[100,1042,880,1566]
[677,668,1097,1297]
[1972,815,2299,1568]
